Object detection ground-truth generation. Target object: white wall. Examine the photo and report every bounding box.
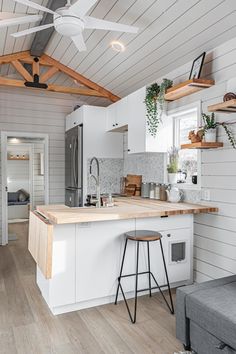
[0,87,77,241]
[162,36,236,282]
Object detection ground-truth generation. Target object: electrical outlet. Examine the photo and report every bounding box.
[202,189,211,201]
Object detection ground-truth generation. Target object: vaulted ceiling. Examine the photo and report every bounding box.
[1,0,236,106]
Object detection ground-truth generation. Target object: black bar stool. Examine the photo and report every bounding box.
[114,230,174,323]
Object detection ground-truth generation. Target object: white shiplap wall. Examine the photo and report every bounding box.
[164,36,236,282]
[0,87,77,240]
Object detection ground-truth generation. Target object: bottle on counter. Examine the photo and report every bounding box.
[141,182,150,198]
[154,184,160,200]
[159,184,169,201]
[149,182,156,199]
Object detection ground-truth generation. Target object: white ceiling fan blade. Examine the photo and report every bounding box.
[0,12,37,19]
[84,16,139,34]
[11,23,54,38]
[13,0,58,15]
[0,14,43,28]
[70,0,98,17]
[71,33,87,52]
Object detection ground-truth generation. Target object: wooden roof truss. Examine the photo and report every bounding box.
[0,51,119,102]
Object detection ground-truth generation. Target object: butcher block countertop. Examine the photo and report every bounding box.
[36,197,218,225]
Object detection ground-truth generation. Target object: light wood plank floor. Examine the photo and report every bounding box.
[0,222,183,354]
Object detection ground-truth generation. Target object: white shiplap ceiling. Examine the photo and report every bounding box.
[0,0,236,106]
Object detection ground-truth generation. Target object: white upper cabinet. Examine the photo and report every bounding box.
[106,97,128,132]
[66,108,83,131]
[65,106,123,159]
[127,86,173,154]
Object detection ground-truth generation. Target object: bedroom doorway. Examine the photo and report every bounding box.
[1,132,49,246]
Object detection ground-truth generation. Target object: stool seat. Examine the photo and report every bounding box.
[125,230,162,242]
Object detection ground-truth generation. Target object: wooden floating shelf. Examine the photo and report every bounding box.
[208,99,236,113]
[165,78,215,101]
[181,142,223,150]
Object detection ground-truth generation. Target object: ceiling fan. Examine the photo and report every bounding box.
[0,0,139,52]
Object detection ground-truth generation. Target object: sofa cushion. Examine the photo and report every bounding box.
[8,192,19,202]
[186,281,236,349]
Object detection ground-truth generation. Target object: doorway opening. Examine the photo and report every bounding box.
[1,132,49,245]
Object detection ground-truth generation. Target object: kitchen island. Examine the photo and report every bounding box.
[29,198,217,315]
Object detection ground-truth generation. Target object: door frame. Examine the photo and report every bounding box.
[1,131,49,246]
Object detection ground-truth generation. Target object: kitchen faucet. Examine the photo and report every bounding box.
[89,157,101,208]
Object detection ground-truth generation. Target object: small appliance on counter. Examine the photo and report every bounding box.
[166,186,183,203]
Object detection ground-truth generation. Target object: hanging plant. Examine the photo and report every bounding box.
[144,83,160,137]
[145,79,173,137]
[157,78,173,114]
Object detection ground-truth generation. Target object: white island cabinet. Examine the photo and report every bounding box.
[35,214,192,315]
[29,198,218,316]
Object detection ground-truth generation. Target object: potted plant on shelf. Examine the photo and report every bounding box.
[202,113,217,142]
[202,112,236,148]
[145,78,173,137]
[167,146,179,184]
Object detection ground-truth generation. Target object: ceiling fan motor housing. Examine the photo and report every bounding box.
[54,8,84,37]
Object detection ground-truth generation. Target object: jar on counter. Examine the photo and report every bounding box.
[159,184,168,201]
[154,184,160,200]
[149,182,156,199]
[141,182,150,198]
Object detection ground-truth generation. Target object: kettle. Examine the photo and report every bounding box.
[166,187,183,203]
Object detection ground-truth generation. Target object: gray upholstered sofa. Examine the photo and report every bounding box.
[176,275,236,354]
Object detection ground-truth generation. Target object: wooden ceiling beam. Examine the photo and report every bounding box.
[0,77,107,97]
[40,66,59,82]
[32,59,40,77]
[0,51,30,64]
[41,53,120,102]
[11,60,33,81]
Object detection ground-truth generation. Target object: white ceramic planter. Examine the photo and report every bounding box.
[168,173,178,184]
[204,128,217,142]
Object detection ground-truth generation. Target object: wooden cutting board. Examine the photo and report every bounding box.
[125,174,142,196]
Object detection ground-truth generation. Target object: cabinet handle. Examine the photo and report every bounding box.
[115,123,118,126]
[112,124,115,127]
[74,122,76,125]
[128,149,130,152]
[167,233,171,237]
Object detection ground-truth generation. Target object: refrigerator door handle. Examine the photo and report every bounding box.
[72,139,77,188]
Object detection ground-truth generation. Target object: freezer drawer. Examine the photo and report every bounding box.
[65,188,82,207]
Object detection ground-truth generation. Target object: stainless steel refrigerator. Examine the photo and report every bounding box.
[65,124,83,207]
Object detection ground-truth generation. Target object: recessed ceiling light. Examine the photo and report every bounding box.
[110,41,125,52]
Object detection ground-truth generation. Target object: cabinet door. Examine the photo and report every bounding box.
[162,228,192,284]
[127,87,146,154]
[75,219,136,302]
[116,97,128,128]
[66,109,83,131]
[106,103,117,131]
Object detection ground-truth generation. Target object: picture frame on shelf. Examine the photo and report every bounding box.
[189,52,206,80]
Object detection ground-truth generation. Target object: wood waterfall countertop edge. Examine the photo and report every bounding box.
[36,197,218,225]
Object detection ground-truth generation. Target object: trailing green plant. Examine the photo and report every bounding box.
[222,123,236,149]
[157,78,173,113]
[145,79,173,137]
[167,146,179,173]
[144,83,160,137]
[201,112,236,149]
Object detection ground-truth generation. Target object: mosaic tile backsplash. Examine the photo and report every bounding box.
[87,158,123,195]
